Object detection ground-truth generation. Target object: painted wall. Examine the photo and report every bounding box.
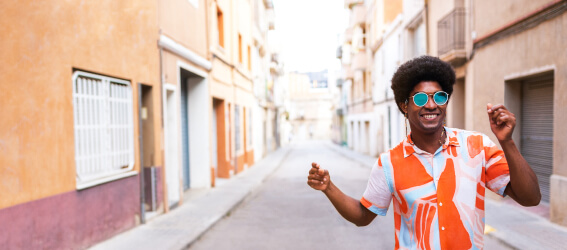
[0,176,140,249]
[209,0,255,178]
[471,7,567,225]
[474,0,552,37]
[159,0,208,59]
[0,0,159,207]
[0,1,161,248]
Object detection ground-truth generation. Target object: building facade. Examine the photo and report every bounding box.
[209,0,257,180]
[338,0,567,227]
[158,0,213,211]
[287,71,333,141]
[0,0,281,248]
[0,1,161,249]
[474,0,565,225]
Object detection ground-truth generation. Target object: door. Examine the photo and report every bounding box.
[521,77,554,202]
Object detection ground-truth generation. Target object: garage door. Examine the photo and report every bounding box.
[521,77,554,202]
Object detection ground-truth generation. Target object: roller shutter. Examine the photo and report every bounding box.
[520,77,554,202]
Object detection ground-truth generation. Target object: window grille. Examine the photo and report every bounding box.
[72,71,135,189]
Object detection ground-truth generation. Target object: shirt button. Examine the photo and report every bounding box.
[440,202,443,206]
[442,227,445,231]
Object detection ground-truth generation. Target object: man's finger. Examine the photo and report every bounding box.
[490,104,507,112]
[308,174,323,181]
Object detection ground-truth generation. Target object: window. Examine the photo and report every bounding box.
[217,7,224,48]
[72,71,135,189]
[238,34,243,63]
[247,45,252,70]
[235,105,241,151]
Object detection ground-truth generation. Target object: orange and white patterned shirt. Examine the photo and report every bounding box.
[361,127,510,250]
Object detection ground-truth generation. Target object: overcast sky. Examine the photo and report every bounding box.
[272,0,346,73]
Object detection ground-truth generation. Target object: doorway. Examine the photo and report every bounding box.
[138,84,159,222]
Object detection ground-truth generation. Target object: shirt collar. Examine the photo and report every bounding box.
[403,127,460,158]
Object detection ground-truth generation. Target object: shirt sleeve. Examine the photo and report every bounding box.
[361,158,392,216]
[483,134,511,197]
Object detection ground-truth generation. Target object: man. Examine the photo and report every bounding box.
[307,56,541,249]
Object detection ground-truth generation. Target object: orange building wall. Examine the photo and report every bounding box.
[384,0,403,24]
[0,0,160,209]
[159,0,209,59]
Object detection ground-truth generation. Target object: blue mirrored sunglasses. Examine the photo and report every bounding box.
[408,91,449,107]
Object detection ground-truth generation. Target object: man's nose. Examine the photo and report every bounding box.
[423,95,437,109]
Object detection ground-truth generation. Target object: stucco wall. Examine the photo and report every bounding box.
[159,0,208,59]
[474,0,553,38]
[471,9,567,225]
[0,0,159,209]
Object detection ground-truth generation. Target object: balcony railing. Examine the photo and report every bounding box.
[438,8,466,64]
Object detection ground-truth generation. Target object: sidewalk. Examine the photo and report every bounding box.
[89,146,292,250]
[326,141,567,250]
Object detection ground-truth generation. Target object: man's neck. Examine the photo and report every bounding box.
[410,128,445,154]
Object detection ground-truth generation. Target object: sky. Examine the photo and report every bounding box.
[272,0,346,73]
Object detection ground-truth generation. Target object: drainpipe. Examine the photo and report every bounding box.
[424,0,430,55]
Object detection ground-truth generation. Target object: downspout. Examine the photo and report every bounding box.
[159,44,169,214]
[138,84,146,224]
[424,0,430,55]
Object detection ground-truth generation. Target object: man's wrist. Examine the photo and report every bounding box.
[322,181,334,195]
[498,138,515,145]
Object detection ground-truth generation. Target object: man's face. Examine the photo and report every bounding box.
[403,81,447,135]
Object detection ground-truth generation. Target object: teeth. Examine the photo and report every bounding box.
[423,114,437,119]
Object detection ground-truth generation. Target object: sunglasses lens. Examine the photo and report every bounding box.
[434,92,448,105]
[413,93,428,106]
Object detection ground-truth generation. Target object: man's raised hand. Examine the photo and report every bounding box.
[307,162,330,192]
[487,103,516,142]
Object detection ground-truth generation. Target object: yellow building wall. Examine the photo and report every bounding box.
[0,0,160,209]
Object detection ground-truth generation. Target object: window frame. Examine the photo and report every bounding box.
[72,71,136,190]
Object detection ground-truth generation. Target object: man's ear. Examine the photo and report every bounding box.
[400,102,408,114]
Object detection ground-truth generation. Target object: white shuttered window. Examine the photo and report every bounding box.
[72,71,136,189]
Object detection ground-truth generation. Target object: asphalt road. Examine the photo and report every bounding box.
[188,141,512,250]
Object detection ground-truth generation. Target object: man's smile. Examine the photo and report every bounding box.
[420,113,440,121]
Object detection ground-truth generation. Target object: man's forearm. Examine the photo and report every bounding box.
[323,181,376,226]
[500,139,541,206]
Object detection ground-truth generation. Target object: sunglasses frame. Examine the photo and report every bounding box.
[408,91,449,107]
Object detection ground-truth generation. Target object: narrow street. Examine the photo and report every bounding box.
[188,141,512,250]
[188,141,394,249]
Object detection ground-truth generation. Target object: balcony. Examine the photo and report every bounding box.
[351,50,366,71]
[344,27,353,43]
[438,8,466,66]
[350,4,366,27]
[345,0,364,9]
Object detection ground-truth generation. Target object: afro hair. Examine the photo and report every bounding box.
[391,55,456,113]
